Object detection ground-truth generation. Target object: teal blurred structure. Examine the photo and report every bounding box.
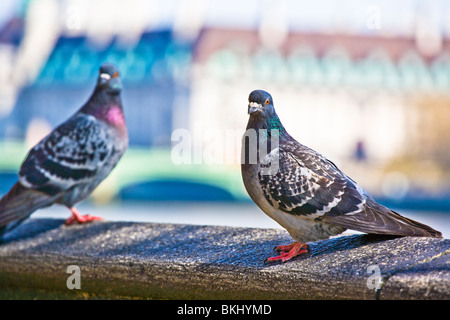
[1,31,192,147]
[201,34,450,91]
[37,32,192,86]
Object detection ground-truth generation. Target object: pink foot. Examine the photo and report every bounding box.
[65,207,103,225]
[266,242,309,263]
[274,243,298,252]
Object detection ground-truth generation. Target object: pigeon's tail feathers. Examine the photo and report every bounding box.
[322,200,442,238]
[0,182,57,236]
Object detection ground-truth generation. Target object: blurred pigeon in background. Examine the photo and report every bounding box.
[0,62,128,238]
[241,89,442,263]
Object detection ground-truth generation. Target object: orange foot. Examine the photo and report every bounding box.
[65,207,103,225]
[266,242,309,263]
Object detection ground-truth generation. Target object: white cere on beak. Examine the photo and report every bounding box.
[249,102,262,109]
[248,101,263,114]
[100,73,111,81]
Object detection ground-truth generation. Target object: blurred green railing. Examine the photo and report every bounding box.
[0,141,249,203]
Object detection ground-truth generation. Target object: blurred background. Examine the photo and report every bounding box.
[0,0,449,236]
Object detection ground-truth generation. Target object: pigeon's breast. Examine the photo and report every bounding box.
[105,106,126,128]
[242,162,345,242]
[241,163,295,233]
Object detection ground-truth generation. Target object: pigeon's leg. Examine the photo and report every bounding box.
[266,242,309,263]
[65,207,103,225]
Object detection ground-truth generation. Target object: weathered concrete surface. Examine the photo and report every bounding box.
[0,218,448,300]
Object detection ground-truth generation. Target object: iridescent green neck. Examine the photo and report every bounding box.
[246,111,288,140]
[252,115,287,146]
[264,115,287,138]
[267,116,285,131]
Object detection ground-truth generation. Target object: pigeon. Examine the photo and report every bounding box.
[0,62,128,238]
[241,89,442,263]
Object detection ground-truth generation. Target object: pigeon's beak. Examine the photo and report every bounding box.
[99,73,111,85]
[248,102,263,114]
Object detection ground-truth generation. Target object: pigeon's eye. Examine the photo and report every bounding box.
[112,72,119,78]
[265,98,270,105]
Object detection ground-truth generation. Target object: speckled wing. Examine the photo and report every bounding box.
[18,113,112,195]
[258,140,365,218]
[258,140,442,237]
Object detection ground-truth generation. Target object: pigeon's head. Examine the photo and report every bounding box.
[97,62,122,95]
[246,90,287,137]
[247,90,275,118]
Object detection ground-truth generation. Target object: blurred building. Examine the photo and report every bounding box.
[2,31,192,147]
[191,28,450,160]
[1,0,450,201]
[190,25,450,198]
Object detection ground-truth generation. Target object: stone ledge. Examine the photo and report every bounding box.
[0,218,448,300]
